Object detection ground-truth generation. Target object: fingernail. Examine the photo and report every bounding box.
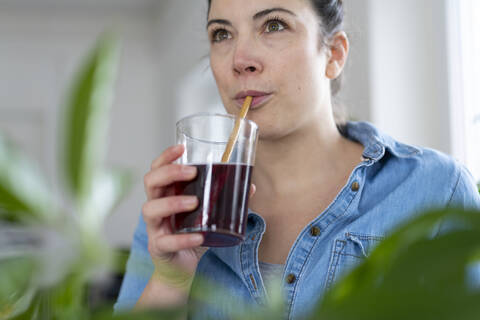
[182,197,198,208]
[183,166,197,176]
[175,144,184,152]
[191,234,203,243]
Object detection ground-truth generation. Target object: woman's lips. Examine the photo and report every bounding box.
[234,93,273,109]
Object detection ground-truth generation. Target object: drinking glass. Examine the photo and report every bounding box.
[172,113,258,247]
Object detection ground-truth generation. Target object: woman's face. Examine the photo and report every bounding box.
[208,0,333,140]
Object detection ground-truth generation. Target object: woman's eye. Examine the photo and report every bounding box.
[212,29,231,43]
[265,20,286,33]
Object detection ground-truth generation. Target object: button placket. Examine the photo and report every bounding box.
[240,221,267,305]
[283,168,366,318]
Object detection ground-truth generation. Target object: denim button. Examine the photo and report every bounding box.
[286,274,296,284]
[351,181,360,192]
[310,226,321,237]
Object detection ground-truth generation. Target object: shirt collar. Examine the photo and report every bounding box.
[344,121,420,161]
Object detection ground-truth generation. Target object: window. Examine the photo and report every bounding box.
[447,0,480,181]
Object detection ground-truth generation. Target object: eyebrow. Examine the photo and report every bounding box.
[207,7,296,29]
[253,7,296,20]
[207,19,232,29]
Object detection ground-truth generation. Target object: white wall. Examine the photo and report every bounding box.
[368,0,451,154]
[340,0,372,122]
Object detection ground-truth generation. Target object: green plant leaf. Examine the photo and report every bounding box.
[0,257,38,319]
[315,209,480,320]
[110,248,130,276]
[1,32,135,320]
[80,168,132,232]
[91,307,186,320]
[62,33,120,204]
[48,273,89,320]
[0,133,56,223]
[0,224,80,319]
[7,293,39,320]
[8,288,78,320]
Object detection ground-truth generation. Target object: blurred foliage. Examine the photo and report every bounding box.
[0,136,56,224]
[1,33,480,320]
[0,33,140,320]
[314,208,480,320]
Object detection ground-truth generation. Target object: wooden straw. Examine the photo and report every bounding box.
[221,96,253,163]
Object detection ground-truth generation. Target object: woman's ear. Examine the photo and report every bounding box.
[325,31,349,79]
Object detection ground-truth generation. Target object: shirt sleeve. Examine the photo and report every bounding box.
[447,164,480,210]
[446,164,480,290]
[434,164,480,236]
[114,214,154,312]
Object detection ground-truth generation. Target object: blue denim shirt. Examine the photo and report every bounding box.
[115,122,480,319]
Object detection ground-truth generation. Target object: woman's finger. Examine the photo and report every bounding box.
[150,145,185,170]
[142,196,199,226]
[144,164,197,199]
[151,233,204,255]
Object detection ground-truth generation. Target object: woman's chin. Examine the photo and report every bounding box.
[255,121,294,141]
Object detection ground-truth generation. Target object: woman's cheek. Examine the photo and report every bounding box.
[211,59,230,90]
[262,34,296,52]
[210,43,234,70]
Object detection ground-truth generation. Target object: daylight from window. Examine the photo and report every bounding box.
[449,0,480,182]
[464,0,480,181]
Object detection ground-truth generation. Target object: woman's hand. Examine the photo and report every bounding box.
[142,145,205,288]
[137,145,205,308]
[137,144,255,309]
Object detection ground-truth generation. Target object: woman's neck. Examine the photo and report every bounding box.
[251,118,357,197]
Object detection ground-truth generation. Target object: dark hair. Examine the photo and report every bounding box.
[207,0,347,124]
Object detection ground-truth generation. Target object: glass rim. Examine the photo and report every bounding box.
[176,112,258,145]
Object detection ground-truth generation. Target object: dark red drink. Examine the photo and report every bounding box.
[171,163,253,247]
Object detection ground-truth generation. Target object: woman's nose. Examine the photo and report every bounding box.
[232,40,263,76]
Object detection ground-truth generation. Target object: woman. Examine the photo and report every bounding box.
[115,0,480,318]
